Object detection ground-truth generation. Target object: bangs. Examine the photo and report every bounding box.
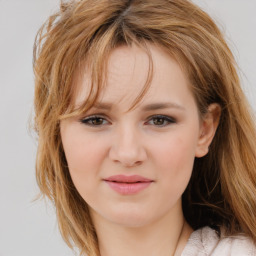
[59,33,154,120]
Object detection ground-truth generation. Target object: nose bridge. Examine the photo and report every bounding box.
[109,122,147,166]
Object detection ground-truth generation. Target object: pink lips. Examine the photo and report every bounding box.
[103,175,153,195]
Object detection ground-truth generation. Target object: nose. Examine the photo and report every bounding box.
[108,125,147,167]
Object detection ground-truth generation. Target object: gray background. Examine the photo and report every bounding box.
[0,1,255,256]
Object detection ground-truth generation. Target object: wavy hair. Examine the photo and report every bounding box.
[33,0,256,255]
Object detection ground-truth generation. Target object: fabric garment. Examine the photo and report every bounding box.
[181,226,256,256]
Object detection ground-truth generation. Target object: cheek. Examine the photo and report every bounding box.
[61,124,107,189]
[64,137,98,171]
[62,124,103,165]
[152,131,197,190]
[62,134,108,205]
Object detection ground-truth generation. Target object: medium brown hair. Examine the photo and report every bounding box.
[33,0,256,255]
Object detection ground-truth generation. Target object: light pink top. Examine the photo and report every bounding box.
[182,226,256,256]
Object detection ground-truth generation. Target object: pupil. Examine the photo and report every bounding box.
[154,118,164,125]
[93,118,103,125]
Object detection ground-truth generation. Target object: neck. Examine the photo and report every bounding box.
[91,202,193,256]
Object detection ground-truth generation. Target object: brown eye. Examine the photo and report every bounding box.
[152,117,165,126]
[80,116,108,126]
[147,115,176,127]
[91,118,104,125]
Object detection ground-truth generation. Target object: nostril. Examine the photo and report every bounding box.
[108,136,147,166]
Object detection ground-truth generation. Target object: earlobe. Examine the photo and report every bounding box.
[195,103,221,158]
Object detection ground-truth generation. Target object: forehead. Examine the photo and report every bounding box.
[73,44,194,112]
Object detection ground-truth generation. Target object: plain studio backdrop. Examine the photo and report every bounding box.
[0,1,255,256]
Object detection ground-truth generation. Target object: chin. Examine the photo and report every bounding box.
[89,196,182,229]
[102,205,163,228]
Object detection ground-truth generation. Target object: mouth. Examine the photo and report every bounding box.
[104,174,153,183]
[103,175,154,195]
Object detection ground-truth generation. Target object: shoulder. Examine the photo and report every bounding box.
[181,226,256,256]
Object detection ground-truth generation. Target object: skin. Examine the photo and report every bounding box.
[60,44,220,256]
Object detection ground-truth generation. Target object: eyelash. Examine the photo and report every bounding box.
[147,115,176,126]
[79,114,176,127]
[80,115,109,126]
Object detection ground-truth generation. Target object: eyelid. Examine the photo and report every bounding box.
[146,114,177,126]
[79,114,176,127]
[80,114,110,126]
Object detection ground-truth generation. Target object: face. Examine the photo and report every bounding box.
[60,44,207,228]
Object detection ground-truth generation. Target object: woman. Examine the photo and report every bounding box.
[33,0,256,255]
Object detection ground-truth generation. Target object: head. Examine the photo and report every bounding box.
[33,0,256,255]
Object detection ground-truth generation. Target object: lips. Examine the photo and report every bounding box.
[104,175,153,183]
[103,175,153,195]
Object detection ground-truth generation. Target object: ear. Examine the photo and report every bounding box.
[195,103,221,158]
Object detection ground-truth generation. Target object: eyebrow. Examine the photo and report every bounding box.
[93,102,113,110]
[141,102,185,111]
[92,102,185,111]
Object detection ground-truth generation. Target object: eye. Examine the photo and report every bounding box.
[80,115,109,126]
[146,115,176,127]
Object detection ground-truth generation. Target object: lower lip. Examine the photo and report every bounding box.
[104,181,152,195]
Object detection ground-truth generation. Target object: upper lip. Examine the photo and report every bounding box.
[104,175,153,183]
